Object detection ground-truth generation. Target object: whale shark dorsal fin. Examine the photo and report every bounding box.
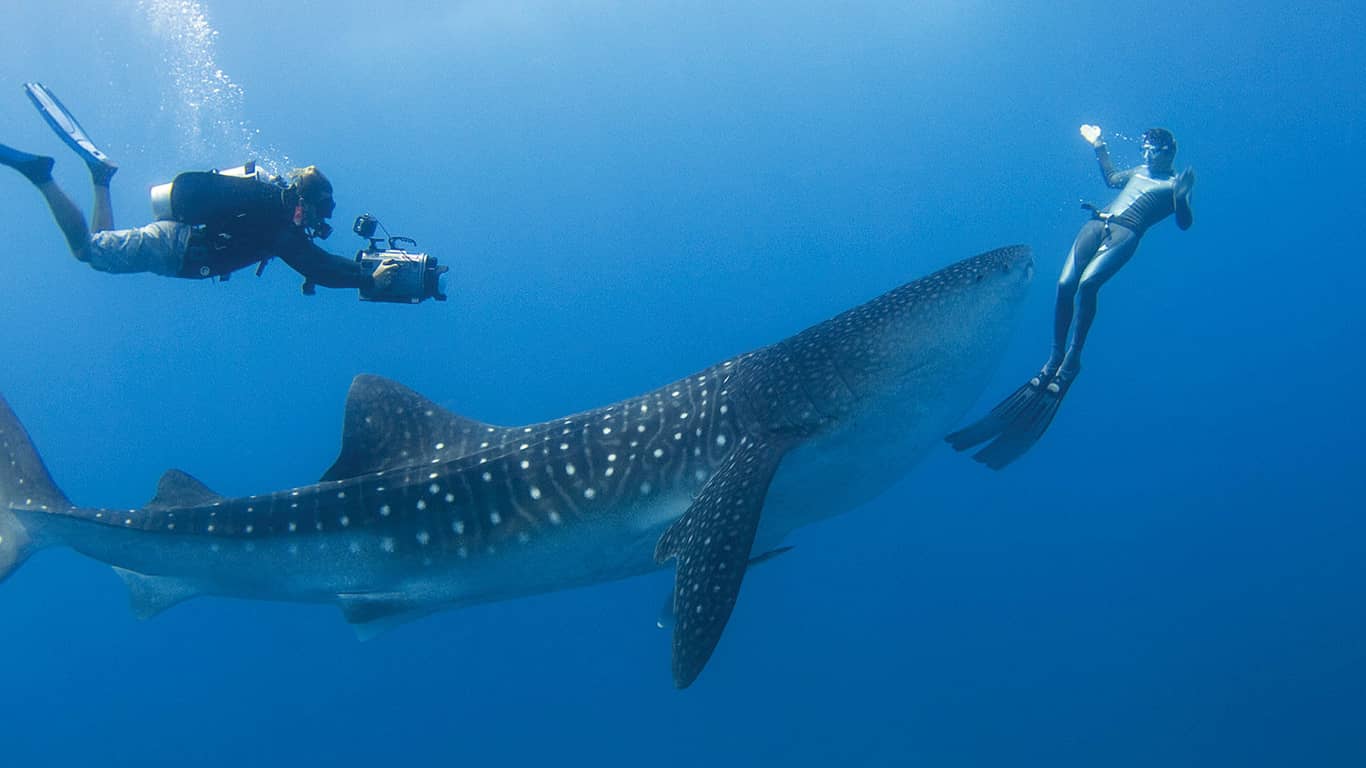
[147,469,224,510]
[654,435,790,688]
[321,374,511,482]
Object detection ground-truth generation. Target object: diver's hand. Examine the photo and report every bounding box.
[372,258,401,288]
[1174,168,1195,230]
[1175,167,1196,198]
[1080,124,1103,146]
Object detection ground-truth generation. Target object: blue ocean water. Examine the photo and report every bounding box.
[1,1,1363,765]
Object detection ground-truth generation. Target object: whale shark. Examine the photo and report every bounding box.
[0,244,1033,687]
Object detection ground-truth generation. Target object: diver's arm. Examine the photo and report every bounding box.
[1093,142,1134,189]
[275,230,375,291]
[1174,167,1196,230]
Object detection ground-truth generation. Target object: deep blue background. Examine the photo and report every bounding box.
[2,2,1363,765]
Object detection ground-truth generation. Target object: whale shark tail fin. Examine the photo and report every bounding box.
[0,507,35,585]
[0,394,69,584]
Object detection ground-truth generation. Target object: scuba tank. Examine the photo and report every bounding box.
[150,161,283,222]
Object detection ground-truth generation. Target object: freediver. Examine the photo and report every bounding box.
[946,123,1196,469]
[0,82,402,295]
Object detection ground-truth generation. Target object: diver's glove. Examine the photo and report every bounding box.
[1079,123,1103,147]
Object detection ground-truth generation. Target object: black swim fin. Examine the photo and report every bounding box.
[945,377,1045,451]
[23,82,117,184]
[969,371,1077,470]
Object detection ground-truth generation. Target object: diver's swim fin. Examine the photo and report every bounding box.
[945,377,1044,451]
[0,142,54,184]
[969,370,1077,470]
[23,82,117,184]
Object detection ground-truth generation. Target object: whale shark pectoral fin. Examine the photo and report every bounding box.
[113,567,202,620]
[321,374,513,482]
[655,545,795,631]
[337,592,431,640]
[654,436,788,689]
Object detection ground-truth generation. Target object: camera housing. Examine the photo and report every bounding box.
[352,214,448,304]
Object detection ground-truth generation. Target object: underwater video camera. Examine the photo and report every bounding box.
[352,214,448,304]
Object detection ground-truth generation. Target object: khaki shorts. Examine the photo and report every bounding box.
[86,220,193,276]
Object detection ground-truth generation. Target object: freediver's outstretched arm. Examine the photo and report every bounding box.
[1080,123,1134,189]
[1094,142,1137,189]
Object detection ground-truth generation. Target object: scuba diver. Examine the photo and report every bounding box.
[946,124,1196,469]
[0,82,416,297]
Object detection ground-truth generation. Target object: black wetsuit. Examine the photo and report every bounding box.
[1050,142,1193,373]
[165,172,373,290]
[1093,142,1182,232]
[944,137,1195,470]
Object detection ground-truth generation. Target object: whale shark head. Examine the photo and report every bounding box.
[756,244,1035,429]
[661,245,1035,686]
[878,243,1035,385]
[739,244,1035,541]
[847,244,1035,437]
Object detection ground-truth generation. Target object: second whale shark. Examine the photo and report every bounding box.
[0,245,1033,687]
